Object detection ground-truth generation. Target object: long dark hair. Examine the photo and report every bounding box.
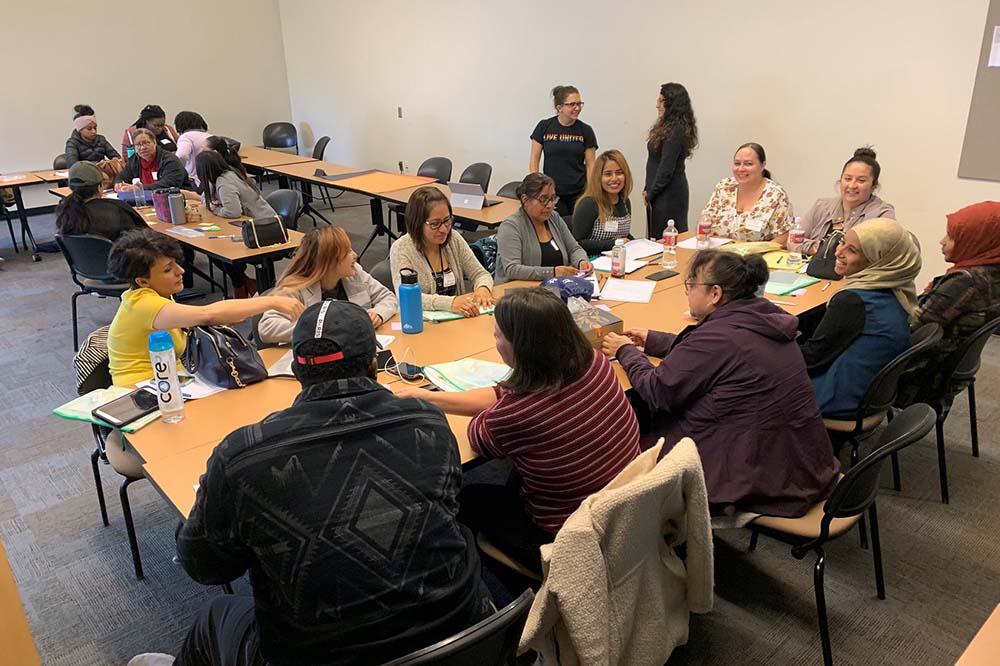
[196,151,256,203]
[204,135,250,180]
[648,82,698,157]
[688,250,769,303]
[403,186,452,253]
[174,111,207,135]
[495,287,593,394]
[55,186,99,235]
[133,104,166,130]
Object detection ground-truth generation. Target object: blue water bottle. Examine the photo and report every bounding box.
[148,331,185,423]
[398,268,423,334]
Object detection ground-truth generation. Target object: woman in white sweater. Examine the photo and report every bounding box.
[258,226,398,343]
[389,186,494,316]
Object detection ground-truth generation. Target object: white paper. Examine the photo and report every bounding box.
[0,173,26,182]
[54,170,69,178]
[677,236,733,250]
[990,26,1000,67]
[376,334,395,348]
[596,278,656,303]
[268,350,294,377]
[584,274,602,297]
[591,255,648,274]
[165,227,202,238]
[600,238,664,258]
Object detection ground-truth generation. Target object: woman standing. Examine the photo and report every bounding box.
[529,85,597,218]
[121,104,179,157]
[792,147,895,255]
[700,142,792,242]
[64,104,120,166]
[644,83,698,236]
[389,186,495,315]
[572,149,634,254]
[496,173,592,284]
[174,111,212,186]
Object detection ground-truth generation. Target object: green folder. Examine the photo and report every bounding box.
[764,271,820,296]
[52,387,161,433]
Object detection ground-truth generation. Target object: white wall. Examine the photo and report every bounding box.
[1,0,292,207]
[279,0,1000,284]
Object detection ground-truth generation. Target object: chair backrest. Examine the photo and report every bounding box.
[265,189,303,231]
[417,157,452,184]
[943,315,1000,382]
[496,180,521,200]
[312,136,331,161]
[459,162,493,192]
[55,233,119,283]
[75,326,112,393]
[855,323,943,421]
[262,122,298,150]
[822,404,935,529]
[217,135,241,153]
[54,153,68,169]
[381,590,534,666]
[370,258,393,291]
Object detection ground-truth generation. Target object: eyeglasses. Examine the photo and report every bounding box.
[532,195,560,207]
[559,102,584,109]
[683,281,717,293]
[424,216,454,231]
[133,140,154,148]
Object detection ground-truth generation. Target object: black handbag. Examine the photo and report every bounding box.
[241,215,288,249]
[182,325,267,389]
[806,229,845,281]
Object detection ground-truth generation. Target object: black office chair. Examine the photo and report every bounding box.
[1,199,16,253]
[217,136,241,153]
[74,326,113,529]
[53,153,68,169]
[496,181,522,200]
[312,135,330,160]
[55,233,131,350]
[309,136,343,212]
[370,258,393,292]
[381,590,534,666]
[262,122,298,154]
[265,189,303,231]
[748,403,936,666]
[459,162,493,193]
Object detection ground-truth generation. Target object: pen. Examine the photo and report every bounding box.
[822,281,831,291]
[207,235,238,239]
[770,299,797,306]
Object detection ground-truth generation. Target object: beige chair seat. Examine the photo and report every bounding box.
[750,475,858,539]
[823,413,885,433]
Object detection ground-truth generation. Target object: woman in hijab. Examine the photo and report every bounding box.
[64,104,120,166]
[121,104,179,157]
[798,218,921,417]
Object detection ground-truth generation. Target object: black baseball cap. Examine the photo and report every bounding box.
[292,299,376,366]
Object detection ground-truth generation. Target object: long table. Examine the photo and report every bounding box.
[1,172,44,261]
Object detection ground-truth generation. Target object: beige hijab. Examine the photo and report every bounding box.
[844,218,921,316]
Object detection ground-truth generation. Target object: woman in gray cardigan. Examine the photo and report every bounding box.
[259,226,398,343]
[389,186,494,315]
[196,150,276,218]
[495,173,592,284]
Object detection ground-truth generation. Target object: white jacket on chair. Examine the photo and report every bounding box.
[519,438,713,666]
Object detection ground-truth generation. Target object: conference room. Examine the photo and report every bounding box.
[1,1,999,665]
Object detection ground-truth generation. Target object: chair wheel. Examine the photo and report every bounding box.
[32,254,41,262]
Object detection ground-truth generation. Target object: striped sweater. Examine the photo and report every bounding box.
[468,351,640,532]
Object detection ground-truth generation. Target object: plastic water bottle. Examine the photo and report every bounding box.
[132,178,146,207]
[662,219,678,269]
[611,238,627,277]
[696,215,712,251]
[148,331,184,424]
[787,217,805,268]
[398,268,424,334]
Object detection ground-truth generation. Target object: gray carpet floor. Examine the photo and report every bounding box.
[0,190,997,665]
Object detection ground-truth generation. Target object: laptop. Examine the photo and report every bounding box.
[448,182,503,210]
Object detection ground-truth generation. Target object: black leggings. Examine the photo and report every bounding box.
[175,596,264,666]
[457,483,554,575]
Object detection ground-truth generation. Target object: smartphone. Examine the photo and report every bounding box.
[386,362,424,381]
[646,269,679,281]
[376,349,394,371]
[92,388,160,427]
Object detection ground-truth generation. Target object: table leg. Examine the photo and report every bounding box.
[257,259,277,292]
[13,187,40,262]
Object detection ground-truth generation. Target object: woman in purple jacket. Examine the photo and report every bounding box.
[601,250,840,518]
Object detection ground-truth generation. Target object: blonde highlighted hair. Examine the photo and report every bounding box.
[276,226,353,292]
[577,149,633,224]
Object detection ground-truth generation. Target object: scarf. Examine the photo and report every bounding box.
[945,201,1000,273]
[844,218,921,316]
[139,154,157,185]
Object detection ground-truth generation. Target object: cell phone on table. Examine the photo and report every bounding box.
[376,349,394,372]
[386,361,424,381]
[91,388,160,427]
[646,269,679,281]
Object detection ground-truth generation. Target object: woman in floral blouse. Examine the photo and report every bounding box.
[699,142,792,243]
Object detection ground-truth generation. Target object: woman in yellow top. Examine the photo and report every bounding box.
[700,142,792,243]
[104,230,302,475]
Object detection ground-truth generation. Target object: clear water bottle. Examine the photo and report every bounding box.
[696,214,712,250]
[398,268,424,334]
[662,219,678,269]
[148,331,184,424]
[611,238,627,277]
[132,178,146,207]
[787,217,805,268]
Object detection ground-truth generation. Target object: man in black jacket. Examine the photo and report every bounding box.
[133,300,492,666]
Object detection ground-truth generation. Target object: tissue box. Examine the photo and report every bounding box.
[572,305,623,348]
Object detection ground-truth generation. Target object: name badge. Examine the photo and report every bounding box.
[549,239,560,252]
[160,138,172,145]
[442,270,456,289]
[151,171,158,181]
[603,219,618,233]
[743,216,764,233]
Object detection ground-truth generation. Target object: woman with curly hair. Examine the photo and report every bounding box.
[644,82,698,236]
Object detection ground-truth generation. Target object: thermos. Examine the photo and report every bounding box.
[168,191,186,225]
[148,331,185,423]
[398,268,424,334]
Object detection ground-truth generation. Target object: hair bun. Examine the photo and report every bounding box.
[73,104,95,117]
[744,255,770,289]
[853,146,877,160]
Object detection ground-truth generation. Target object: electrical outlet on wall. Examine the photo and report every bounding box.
[399,161,410,173]
[397,106,403,118]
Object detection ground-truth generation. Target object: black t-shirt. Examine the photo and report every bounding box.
[530,116,597,197]
[321,282,348,302]
[539,239,564,267]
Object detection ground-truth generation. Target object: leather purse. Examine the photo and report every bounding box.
[241,215,288,249]
[806,229,845,281]
[182,325,267,389]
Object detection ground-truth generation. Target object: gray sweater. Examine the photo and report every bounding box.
[495,208,588,284]
[203,171,277,219]
[389,232,493,311]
